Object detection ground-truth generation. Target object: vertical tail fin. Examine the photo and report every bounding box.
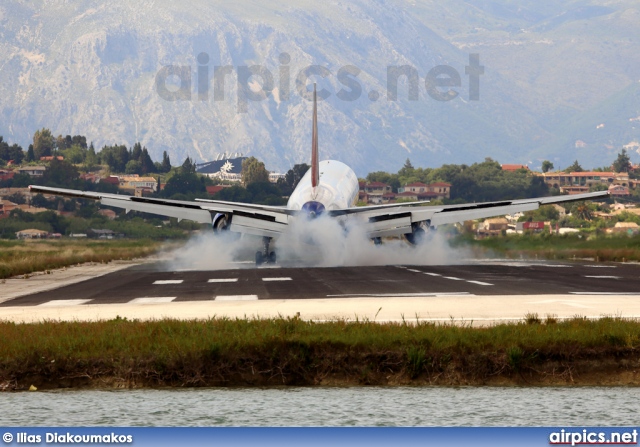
[311,83,319,188]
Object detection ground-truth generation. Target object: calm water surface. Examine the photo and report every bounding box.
[2,387,639,426]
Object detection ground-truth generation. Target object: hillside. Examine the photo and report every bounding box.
[0,0,638,174]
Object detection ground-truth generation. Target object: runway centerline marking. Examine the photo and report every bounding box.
[208,278,238,283]
[466,280,494,286]
[153,280,183,285]
[407,269,423,273]
[39,299,92,307]
[443,276,464,281]
[423,272,441,276]
[215,295,259,301]
[583,275,620,279]
[262,277,292,281]
[130,297,176,304]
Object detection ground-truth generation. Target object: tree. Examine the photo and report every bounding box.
[131,142,143,162]
[100,144,129,172]
[280,163,309,193]
[541,160,554,173]
[33,128,55,159]
[139,148,156,174]
[26,145,35,162]
[241,157,269,186]
[612,149,631,173]
[181,156,196,174]
[564,160,583,173]
[398,158,414,177]
[0,138,24,164]
[42,159,80,188]
[125,160,142,175]
[160,151,171,173]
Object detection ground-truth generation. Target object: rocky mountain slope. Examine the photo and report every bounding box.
[0,0,638,174]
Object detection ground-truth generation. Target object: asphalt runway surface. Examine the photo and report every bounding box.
[3,260,640,307]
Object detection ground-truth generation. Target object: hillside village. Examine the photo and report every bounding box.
[2,130,640,240]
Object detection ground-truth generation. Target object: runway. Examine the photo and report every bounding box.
[1,260,639,324]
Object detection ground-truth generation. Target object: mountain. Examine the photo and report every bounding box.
[0,0,638,175]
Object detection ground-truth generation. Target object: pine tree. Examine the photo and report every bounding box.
[161,151,171,173]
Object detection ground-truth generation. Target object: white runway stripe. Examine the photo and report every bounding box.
[215,295,259,301]
[407,269,423,273]
[423,272,441,276]
[153,280,184,285]
[584,275,620,279]
[130,297,176,304]
[466,280,494,286]
[208,278,238,283]
[39,299,91,307]
[262,277,292,281]
[443,276,464,281]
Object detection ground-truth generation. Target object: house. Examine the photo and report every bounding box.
[541,171,631,194]
[101,176,120,186]
[98,209,117,220]
[477,217,509,236]
[39,156,64,161]
[608,222,640,235]
[501,164,529,172]
[0,170,15,182]
[118,175,157,192]
[609,184,630,196]
[398,182,451,200]
[0,200,18,216]
[16,166,46,177]
[268,172,285,183]
[16,229,49,239]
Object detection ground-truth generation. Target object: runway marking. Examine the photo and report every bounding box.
[466,280,494,286]
[215,295,259,301]
[130,297,176,304]
[407,269,423,273]
[208,278,239,283]
[153,280,184,285]
[38,299,92,307]
[394,266,407,269]
[569,292,640,295]
[326,292,473,297]
[443,276,464,281]
[262,277,292,281]
[423,272,441,276]
[585,265,617,268]
[583,275,620,279]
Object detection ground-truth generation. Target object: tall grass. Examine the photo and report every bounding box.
[0,317,638,389]
[453,233,640,262]
[0,239,165,279]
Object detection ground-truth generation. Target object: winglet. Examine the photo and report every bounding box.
[311,83,319,188]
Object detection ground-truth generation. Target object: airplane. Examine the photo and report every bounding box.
[30,85,609,265]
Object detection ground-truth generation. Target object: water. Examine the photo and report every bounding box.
[2,387,639,426]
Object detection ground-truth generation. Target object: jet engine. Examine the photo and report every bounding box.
[404,221,430,245]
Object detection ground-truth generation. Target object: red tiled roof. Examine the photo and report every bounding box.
[501,164,529,171]
[206,185,225,195]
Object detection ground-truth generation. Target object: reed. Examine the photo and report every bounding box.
[0,239,164,279]
[0,316,638,389]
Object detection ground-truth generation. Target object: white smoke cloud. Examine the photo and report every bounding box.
[162,215,473,271]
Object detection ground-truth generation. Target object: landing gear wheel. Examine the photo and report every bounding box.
[255,251,264,266]
[269,251,277,264]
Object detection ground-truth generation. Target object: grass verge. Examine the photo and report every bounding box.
[1,316,639,390]
[453,233,640,262]
[0,239,167,279]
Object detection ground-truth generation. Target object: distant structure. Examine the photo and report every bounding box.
[196,156,247,182]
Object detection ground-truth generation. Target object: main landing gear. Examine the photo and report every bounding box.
[255,236,277,266]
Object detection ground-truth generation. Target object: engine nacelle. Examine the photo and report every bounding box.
[212,213,231,233]
[404,221,430,245]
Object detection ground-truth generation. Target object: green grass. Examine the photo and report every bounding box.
[1,317,638,389]
[453,233,640,262]
[0,239,167,279]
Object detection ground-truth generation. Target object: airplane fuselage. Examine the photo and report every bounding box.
[287,160,359,215]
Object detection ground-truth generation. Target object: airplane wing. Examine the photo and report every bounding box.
[29,185,292,238]
[335,191,610,239]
